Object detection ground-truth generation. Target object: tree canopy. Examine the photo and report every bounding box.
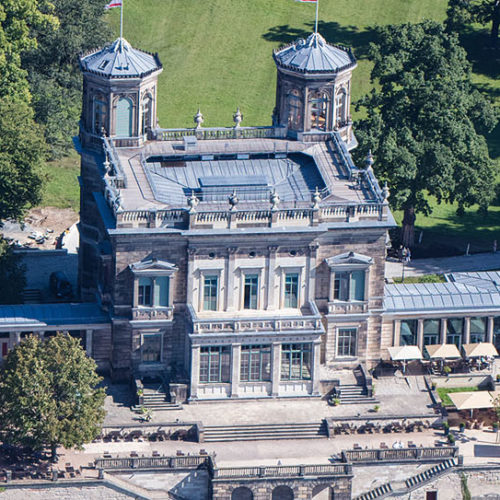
[355,21,498,246]
[446,0,500,45]
[0,334,106,459]
[0,238,26,304]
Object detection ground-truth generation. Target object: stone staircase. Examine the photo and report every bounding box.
[132,382,182,411]
[354,458,458,500]
[338,366,378,405]
[354,482,393,500]
[203,421,328,442]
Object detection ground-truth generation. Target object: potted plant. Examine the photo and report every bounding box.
[431,382,437,391]
[443,366,452,375]
[496,374,500,383]
[447,433,455,444]
[459,422,465,432]
[493,422,499,432]
[373,404,380,413]
[332,398,341,407]
[443,421,450,435]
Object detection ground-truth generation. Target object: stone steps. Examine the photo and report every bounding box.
[339,384,378,405]
[203,421,328,442]
[354,482,393,500]
[404,458,457,489]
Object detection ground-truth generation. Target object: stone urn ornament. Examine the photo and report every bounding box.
[187,191,199,214]
[233,107,243,128]
[229,190,239,211]
[312,186,321,209]
[270,189,280,211]
[194,109,204,129]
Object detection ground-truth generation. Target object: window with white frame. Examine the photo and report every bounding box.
[284,272,299,308]
[199,346,231,383]
[334,270,365,301]
[243,274,259,310]
[337,328,357,357]
[203,275,219,311]
[240,345,271,382]
[281,343,311,380]
[137,277,170,307]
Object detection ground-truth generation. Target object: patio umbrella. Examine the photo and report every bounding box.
[387,346,423,373]
[425,344,461,359]
[449,391,494,418]
[462,343,499,358]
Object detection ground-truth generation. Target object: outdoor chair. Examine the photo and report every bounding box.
[353,443,362,450]
[380,442,388,449]
[408,441,416,448]
[176,450,185,456]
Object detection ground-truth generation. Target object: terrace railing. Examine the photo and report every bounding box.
[212,463,352,479]
[95,455,210,471]
[151,126,287,142]
[341,446,458,464]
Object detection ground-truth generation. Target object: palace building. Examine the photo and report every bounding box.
[0,32,498,401]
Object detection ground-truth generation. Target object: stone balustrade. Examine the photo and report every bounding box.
[212,463,352,479]
[115,203,387,229]
[95,455,209,470]
[342,446,458,464]
[328,301,368,315]
[152,125,287,142]
[131,306,174,321]
[188,302,324,335]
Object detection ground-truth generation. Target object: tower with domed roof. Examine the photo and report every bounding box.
[79,38,162,148]
[273,32,357,147]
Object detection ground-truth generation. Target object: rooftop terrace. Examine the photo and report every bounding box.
[100,130,393,231]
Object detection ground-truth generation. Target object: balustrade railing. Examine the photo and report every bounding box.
[328,301,368,315]
[213,463,351,479]
[103,136,127,188]
[132,306,174,321]
[95,455,209,470]
[342,447,458,464]
[152,126,286,142]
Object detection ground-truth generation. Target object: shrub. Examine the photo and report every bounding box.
[374,404,380,412]
[443,366,452,375]
[448,433,455,444]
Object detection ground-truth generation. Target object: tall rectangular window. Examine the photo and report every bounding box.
[240,345,271,382]
[470,317,486,343]
[337,328,357,357]
[243,274,259,309]
[447,318,463,347]
[400,319,417,346]
[334,271,365,301]
[138,277,153,306]
[141,335,161,363]
[284,273,299,308]
[423,319,440,345]
[203,275,218,311]
[281,343,311,380]
[199,346,231,383]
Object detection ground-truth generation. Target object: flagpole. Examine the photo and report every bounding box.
[120,0,124,45]
[314,0,319,33]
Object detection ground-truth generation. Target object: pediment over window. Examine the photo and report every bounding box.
[325,251,373,268]
[129,258,177,276]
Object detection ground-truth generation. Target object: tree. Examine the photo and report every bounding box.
[23,0,111,158]
[446,0,500,46]
[0,333,106,460]
[0,238,26,304]
[0,98,47,221]
[355,21,498,247]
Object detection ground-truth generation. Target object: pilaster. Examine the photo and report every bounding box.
[86,329,93,357]
[417,319,424,351]
[463,317,471,345]
[266,246,278,310]
[487,317,494,344]
[271,342,281,397]
[226,247,237,311]
[440,319,447,345]
[190,345,200,400]
[311,341,322,395]
[230,344,241,398]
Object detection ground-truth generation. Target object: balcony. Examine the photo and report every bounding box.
[187,302,324,336]
[328,301,368,316]
[131,306,174,322]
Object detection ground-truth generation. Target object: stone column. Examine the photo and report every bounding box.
[307,243,318,303]
[463,317,471,345]
[86,329,93,357]
[133,277,139,307]
[271,342,281,397]
[417,319,424,351]
[225,247,237,311]
[311,341,322,395]
[186,247,196,306]
[440,318,447,345]
[190,345,200,400]
[230,344,241,398]
[393,320,401,346]
[266,246,278,310]
[487,317,494,344]
[38,331,45,341]
[12,331,21,345]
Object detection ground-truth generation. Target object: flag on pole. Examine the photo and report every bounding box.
[105,0,122,9]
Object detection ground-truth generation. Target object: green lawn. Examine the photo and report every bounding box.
[392,274,446,284]
[437,386,479,407]
[40,151,80,211]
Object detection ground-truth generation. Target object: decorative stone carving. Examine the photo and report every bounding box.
[270,189,280,211]
[187,191,199,214]
[194,109,204,128]
[312,186,321,210]
[229,190,239,211]
[382,181,390,202]
[233,107,242,128]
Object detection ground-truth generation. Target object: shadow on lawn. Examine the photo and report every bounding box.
[262,21,378,60]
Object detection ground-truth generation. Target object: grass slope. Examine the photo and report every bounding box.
[437,386,479,407]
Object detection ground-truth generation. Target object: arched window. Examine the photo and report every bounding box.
[116,97,133,137]
[232,486,253,500]
[93,95,108,135]
[272,485,294,500]
[142,93,153,135]
[309,91,329,130]
[287,89,302,130]
[335,89,347,127]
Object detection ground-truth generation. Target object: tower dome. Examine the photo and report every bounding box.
[273,32,357,148]
[273,32,355,74]
[79,38,163,148]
